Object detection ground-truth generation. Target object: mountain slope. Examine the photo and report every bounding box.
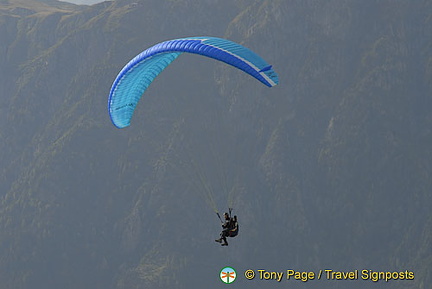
[0,0,431,288]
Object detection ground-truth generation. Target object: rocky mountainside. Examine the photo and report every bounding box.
[0,0,431,288]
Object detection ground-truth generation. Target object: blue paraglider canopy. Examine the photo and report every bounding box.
[108,36,279,128]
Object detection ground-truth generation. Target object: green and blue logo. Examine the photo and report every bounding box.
[220,267,237,284]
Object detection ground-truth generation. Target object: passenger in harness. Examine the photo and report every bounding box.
[215,211,239,246]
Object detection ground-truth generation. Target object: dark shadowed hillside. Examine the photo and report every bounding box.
[0,0,431,288]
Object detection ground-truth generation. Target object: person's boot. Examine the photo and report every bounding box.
[221,238,228,246]
[215,238,222,243]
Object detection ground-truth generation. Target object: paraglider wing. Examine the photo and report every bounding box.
[108,36,279,128]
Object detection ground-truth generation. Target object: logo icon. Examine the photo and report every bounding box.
[220,266,237,284]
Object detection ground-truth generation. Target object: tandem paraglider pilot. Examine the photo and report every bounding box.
[215,212,238,246]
